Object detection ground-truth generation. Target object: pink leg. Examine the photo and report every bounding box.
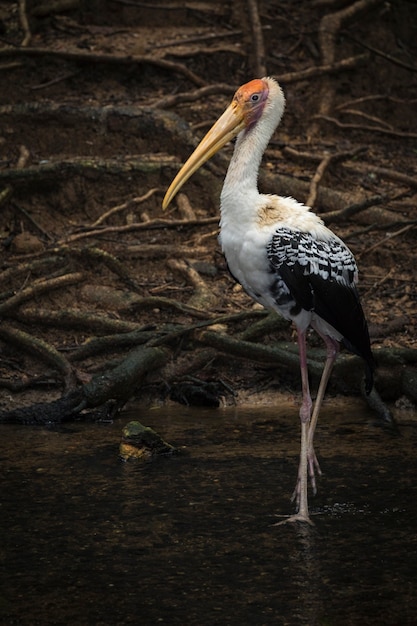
[307,327,339,491]
[277,329,313,524]
[298,328,313,424]
[294,329,313,518]
[276,329,339,526]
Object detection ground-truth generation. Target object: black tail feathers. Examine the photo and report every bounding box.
[364,356,375,395]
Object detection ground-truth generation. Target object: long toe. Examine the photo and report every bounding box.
[291,477,301,505]
[307,447,322,494]
[273,513,314,526]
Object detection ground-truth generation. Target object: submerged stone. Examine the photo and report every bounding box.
[119,420,176,461]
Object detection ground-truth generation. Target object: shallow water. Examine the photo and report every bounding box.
[1,399,416,625]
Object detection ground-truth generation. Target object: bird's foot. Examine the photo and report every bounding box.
[291,458,321,505]
[273,512,314,526]
[307,446,322,495]
[291,478,301,505]
[291,445,322,503]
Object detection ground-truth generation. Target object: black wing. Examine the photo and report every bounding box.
[267,227,374,390]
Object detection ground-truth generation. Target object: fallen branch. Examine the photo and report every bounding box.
[357,222,417,259]
[0,271,85,317]
[284,145,417,189]
[320,194,388,224]
[0,143,30,214]
[306,154,333,209]
[0,345,168,424]
[152,28,244,50]
[176,193,197,221]
[0,324,75,390]
[0,62,22,71]
[0,256,66,286]
[115,243,210,260]
[167,44,245,60]
[195,329,417,401]
[197,329,321,376]
[68,328,158,362]
[79,346,168,410]
[0,46,206,86]
[30,0,80,17]
[343,163,417,189]
[124,294,218,320]
[0,186,13,206]
[151,83,235,109]
[31,69,81,91]
[276,53,368,84]
[18,0,31,47]
[146,56,368,108]
[313,114,417,139]
[375,346,417,365]
[17,310,248,363]
[239,311,289,342]
[58,215,219,245]
[15,307,144,335]
[338,108,394,130]
[0,154,178,185]
[0,373,61,393]
[310,0,383,137]
[247,0,266,77]
[344,33,417,73]
[259,169,361,214]
[68,246,140,291]
[91,188,159,227]
[335,94,417,112]
[368,315,409,339]
[167,258,219,310]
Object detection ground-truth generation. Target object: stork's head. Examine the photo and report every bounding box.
[231,78,271,130]
[162,77,285,210]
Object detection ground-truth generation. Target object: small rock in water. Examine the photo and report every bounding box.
[119,420,176,461]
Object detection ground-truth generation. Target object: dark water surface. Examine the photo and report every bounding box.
[1,399,416,625]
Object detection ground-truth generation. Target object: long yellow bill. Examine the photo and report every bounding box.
[162,101,246,210]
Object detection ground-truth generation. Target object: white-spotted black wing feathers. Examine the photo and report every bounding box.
[267,228,357,286]
[267,227,374,390]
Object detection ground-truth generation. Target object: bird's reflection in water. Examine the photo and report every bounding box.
[292,523,324,624]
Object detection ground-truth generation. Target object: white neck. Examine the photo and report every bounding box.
[220,77,285,223]
[224,126,266,192]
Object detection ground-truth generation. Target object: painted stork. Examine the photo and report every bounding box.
[162,77,374,524]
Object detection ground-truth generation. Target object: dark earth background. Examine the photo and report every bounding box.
[0,0,416,418]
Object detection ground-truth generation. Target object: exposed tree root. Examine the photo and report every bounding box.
[310,0,384,138]
[0,272,85,317]
[0,324,76,391]
[0,46,206,86]
[0,345,168,425]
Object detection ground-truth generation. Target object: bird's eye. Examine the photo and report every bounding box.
[251,93,260,102]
